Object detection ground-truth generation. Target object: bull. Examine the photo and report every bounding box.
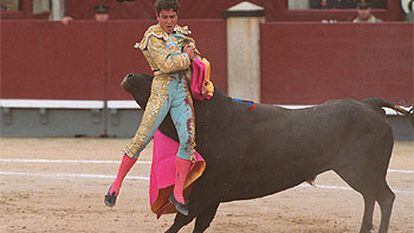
[121,73,412,233]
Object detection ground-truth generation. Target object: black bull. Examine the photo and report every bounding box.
[121,73,412,233]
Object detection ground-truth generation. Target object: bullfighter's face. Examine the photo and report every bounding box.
[157,9,178,35]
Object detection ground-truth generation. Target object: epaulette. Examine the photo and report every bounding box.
[136,24,168,51]
[134,24,192,51]
[174,25,191,36]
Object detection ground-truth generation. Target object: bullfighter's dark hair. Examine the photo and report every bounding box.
[155,0,180,15]
[409,0,413,12]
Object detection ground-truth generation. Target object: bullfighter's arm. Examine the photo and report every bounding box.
[147,36,191,74]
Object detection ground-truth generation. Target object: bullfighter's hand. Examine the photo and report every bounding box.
[61,16,74,25]
[183,45,196,60]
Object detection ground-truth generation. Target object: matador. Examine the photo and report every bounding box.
[105,0,198,216]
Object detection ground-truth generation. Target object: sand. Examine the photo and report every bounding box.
[0,138,413,233]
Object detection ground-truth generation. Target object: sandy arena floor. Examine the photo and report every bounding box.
[0,138,413,233]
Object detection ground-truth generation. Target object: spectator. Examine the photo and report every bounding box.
[93,5,110,22]
[0,0,19,11]
[353,0,382,23]
[61,5,110,25]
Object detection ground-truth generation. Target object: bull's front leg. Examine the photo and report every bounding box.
[164,214,195,233]
[192,202,220,233]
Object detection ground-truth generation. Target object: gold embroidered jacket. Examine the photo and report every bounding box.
[136,24,196,75]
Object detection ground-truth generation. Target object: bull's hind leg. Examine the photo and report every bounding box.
[193,202,220,233]
[360,196,375,232]
[334,168,376,233]
[334,168,395,233]
[376,182,395,233]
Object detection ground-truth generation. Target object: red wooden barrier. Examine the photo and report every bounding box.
[105,20,154,100]
[2,21,412,105]
[260,22,413,104]
[0,20,227,100]
[1,21,106,100]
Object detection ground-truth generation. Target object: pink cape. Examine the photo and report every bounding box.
[190,59,206,101]
[190,58,213,101]
[150,130,206,218]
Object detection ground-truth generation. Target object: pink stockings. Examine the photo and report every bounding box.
[173,157,192,204]
[108,155,192,205]
[109,155,137,195]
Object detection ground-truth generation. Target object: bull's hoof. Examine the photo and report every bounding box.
[169,194,189,216]
[104,187,118,207]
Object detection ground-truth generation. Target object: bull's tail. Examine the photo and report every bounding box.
[362,98,414,126]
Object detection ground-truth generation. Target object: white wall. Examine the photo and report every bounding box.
[288,0,309,9]
[33,0,50,14]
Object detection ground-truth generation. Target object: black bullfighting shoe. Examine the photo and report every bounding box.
[168,194,189,216]
[104,187,118,207]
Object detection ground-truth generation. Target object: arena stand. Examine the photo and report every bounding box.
[63,0,404,21]
[1,0,405,21]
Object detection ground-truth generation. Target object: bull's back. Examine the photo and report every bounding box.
[217,99,393,202]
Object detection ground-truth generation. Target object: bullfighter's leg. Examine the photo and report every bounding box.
[168,77,196,215]
[164,214,196,233]
[104,155,137,207]
[169,77,196,162]
[123,77,172,159]
[105,77,171,207]
[193,202,220,233]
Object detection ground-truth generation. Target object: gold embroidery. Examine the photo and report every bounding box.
[125,24,198,159]
[123,76,170,157]
[147,36,190,74]
[137,24,194,73]
[183,78,196,162]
